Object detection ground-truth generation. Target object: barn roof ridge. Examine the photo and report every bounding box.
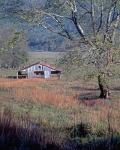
[20,62,62,71]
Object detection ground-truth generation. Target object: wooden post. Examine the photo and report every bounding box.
[17,71,18,79]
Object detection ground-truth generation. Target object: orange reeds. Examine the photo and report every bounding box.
[0,78,77,108]
[12,87,77,107]
[0,78,120,135]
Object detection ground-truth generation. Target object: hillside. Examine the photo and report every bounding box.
[0,0,73,52]
[0,1,120,149]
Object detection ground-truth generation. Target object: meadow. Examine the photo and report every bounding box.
[0,77,120,149]
[0,52,120,149]
[28,51,64,65]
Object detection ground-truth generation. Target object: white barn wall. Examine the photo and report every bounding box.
[18,62,61,79]
[26,64,55,78]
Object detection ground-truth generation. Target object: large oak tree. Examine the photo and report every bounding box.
[15,0,120,98]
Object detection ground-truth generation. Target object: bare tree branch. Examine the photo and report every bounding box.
[111,13,120,44]
[40,22,72,40]
[90,0,96,38]
[97,1,104,33]
[106,0,118,32]
[70,0,85,38]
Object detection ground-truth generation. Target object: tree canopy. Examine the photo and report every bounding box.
[0,0,120,98]
[22,0,120,98]
[0,28,28,68]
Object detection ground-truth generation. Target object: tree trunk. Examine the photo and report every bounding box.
[98,74,110,99]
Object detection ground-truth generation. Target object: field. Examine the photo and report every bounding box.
[0,78,120,149]
[28,51,64,65]
[0,52,120,149]
[0,51,63,77]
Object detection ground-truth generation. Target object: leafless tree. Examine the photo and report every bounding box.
[21,0,120,98]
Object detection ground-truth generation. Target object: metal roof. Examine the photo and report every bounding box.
[20,62,62,72]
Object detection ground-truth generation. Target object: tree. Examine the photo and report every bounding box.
[0,0,29,68]
[21,0,120,98]
[0,28,29,68]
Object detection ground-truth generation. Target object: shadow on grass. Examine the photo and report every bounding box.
[65,136,120,150]
[71,86,99,92]
[71,86,101,101]
[64,123,120,150]
[77,92,100,101]
[0,109,120,150]
[0,109,61,150]
[111,87,120,91]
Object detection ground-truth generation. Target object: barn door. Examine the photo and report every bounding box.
[44,71,50,78]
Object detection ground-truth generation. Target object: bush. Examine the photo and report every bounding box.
[70,123,92,138]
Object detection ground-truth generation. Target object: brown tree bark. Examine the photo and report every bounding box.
[98,74,110,99]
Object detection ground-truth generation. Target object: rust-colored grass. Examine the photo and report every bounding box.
[0,78,120,136]
[0,78,77,108]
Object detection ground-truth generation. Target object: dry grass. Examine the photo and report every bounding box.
[0,108,64,150]
[0,108,119,150]
[0,77,120,139]
[0,78,77,108]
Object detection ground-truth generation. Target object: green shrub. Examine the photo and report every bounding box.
[70,123,92,138]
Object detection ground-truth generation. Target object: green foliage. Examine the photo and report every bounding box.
[59,50,83,68]
[44,0,71,15]
[8,32,21,49]
[0,28,29,68]
[70,123,92,138]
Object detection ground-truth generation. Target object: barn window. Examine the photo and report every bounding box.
[51,71,61,74]
[34,71,44,75]
[39,66,41,69]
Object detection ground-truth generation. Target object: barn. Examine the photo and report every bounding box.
[17,62,62,79]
